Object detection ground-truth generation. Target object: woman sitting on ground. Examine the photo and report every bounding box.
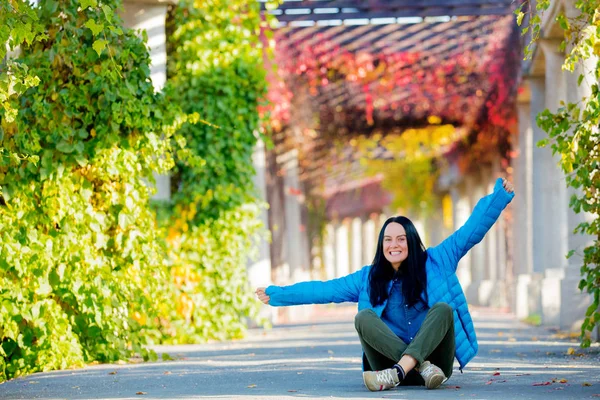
[256,177,514,391]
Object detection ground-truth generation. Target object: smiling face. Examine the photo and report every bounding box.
[383,222,409,270]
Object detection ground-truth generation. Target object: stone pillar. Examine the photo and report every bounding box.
[453,184,472,290]
[335,220,350,278]
[558,43,597,333]
[246,138,273,323]
[513,82,536,318]
[538,40,570,326]
[247,139,271,283]
[122,1,171,201]
[469,179,487,305]
[530,75,547,276]
[362,216,376,266]
[323,223,336,280]
[280,149,310,283]
[350,217,362,272]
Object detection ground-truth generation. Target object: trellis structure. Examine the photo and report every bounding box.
[262,0,521,271]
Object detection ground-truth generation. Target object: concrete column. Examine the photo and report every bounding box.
[247,138,272,286]
[513,86,534,278]
[335,220,350,278]
[470,179,486,283]
[530,76,547,275]
[323,223,336,280]
[538,40,570,326]
[564,54,597,267]
[511,91,532,318]
[350,218,362,272]
[559,42,597,332]
[453,184,472,290]
[538,40,570,271]
[246,137,273,323]
[280,150,310,283]
[122,1,171,201]
[470,179,487,305]
[362,216,376,266]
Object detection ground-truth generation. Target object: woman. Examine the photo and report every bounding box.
[256,177,514,391]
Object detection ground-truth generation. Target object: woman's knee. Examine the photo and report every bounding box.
[354,309,376,331]
[431,302,453,319]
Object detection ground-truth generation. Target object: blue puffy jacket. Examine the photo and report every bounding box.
[266,178,514,370]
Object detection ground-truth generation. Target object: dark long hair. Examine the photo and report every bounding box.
[368,216,428,307]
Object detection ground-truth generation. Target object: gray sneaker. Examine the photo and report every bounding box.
[418,361,446,389]
[362,368,400,391]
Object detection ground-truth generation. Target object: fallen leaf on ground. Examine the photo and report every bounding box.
[567,347,576,355]
[136,392,147,395]
[492,372,501,376]
[583,382,592,386]
[108,371,117,375]
[533,382,552,386]
[497,380,507,383]
[490,349,502,353]
[446,385,461,389]
[164,371,171,375]
[558,379,568,383]
[485,380,494,385]
[247,384,257,388]
[29,381,39,384]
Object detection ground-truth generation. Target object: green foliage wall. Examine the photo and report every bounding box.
[0,0,271,381]
[162,0,269,342]
[0,0,178,380]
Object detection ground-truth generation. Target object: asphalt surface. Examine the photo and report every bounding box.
[1,306,599,400]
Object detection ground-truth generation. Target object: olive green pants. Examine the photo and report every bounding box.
[354,302,455,386]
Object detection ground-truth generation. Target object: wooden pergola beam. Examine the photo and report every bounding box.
[263,0,515,21]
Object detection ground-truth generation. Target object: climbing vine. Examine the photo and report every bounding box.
[517,0,600,346]
[162,0,273,342]
[0,0,185,381]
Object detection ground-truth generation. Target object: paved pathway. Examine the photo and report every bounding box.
[1,306,599,399]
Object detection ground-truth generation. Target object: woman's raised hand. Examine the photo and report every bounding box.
[255,287,270,305]
[502,178,514,194]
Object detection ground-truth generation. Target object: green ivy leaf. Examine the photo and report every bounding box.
[85,20,104,36]
[79,0,98,9]
[92,39,108,56]
[56,140,74,153]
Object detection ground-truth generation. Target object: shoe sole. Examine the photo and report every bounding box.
[425,374,445,390]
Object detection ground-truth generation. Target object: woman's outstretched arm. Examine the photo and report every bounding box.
[255,266,369,307]
[431,178,514,272]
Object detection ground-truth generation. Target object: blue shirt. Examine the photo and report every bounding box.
[381,276,429,344]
